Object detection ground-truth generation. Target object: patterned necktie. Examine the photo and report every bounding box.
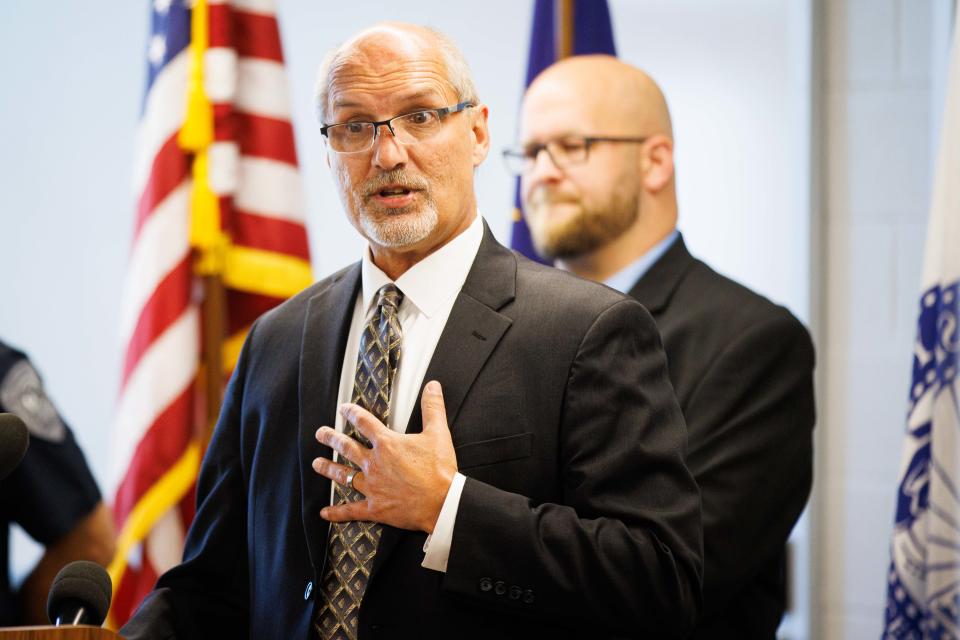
[316,283,404,640]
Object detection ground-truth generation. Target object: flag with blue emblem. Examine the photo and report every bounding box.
[509,0,616,262]
[884,8,960,638]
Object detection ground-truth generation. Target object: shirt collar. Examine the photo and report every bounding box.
[360,214,484,318]
[603,229,679,294]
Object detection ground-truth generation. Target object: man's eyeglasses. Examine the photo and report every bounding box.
[502,136,648,175]
[321,102,475,154]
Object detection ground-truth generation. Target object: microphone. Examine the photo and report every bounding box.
[46,560,113,627]
[0,413,29,481]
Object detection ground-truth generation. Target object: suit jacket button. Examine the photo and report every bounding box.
[508,585,522,600]
[523,589,535,604]
[479,577,493,592]
[494,581,506,596]
[304,581,313,600]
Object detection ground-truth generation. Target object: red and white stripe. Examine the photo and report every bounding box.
[111,0,309,625]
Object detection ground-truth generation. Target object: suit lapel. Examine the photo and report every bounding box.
[371,223,516,580]
[627,233,696,316]
[298,263,362,573]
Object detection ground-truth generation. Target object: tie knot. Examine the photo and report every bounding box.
[376,283,404,312]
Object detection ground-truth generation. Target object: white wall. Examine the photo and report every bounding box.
[816,0,955,637]
[0,0,812,608]
[610,0,812,323]
[0,1,146,495]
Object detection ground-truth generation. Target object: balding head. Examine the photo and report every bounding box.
[314,22,490,278]
[315,22,479,124]
[527,54,673,141]
[518,55,678,279]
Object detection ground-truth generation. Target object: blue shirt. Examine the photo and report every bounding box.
[602,230,679,294]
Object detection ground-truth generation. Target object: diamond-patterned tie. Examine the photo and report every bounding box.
[315,284,404,640]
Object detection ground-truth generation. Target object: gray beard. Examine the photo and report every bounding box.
[359,204,440,248]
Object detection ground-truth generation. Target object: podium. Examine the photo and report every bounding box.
[0,628,121,639]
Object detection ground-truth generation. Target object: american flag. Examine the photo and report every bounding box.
[108,0,311,626]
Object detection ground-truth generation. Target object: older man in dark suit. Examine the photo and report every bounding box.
[121,24,702,640]
[512,55,815,638]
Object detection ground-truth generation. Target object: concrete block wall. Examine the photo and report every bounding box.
[815,0,953,636]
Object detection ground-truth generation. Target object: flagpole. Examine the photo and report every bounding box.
[557,0,574,59]
[200,272,225,442]
[179,0,224,444]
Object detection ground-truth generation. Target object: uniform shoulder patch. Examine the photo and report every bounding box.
[0,358,67,442]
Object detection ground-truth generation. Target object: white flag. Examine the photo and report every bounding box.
[884,8,960,638]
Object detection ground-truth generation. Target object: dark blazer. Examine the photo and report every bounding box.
[121,227,703,640]
[628,236,815,639]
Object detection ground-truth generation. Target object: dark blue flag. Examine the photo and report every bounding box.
[509,0,617,262]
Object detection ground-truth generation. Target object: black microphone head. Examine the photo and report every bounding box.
[47,560,112,626]
[0,413,29,481]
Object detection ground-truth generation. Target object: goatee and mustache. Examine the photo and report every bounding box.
[350,169,440,248]
[525,184,639,260]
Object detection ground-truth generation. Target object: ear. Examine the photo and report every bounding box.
[641,134,674,193]
[469,104,491,167]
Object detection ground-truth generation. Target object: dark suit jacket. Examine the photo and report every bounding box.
[121,227,703,640]
[628,236,815,639]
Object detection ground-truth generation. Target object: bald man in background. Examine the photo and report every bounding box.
[509,55,815,638]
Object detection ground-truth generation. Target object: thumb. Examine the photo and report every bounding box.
[420,380,449,433]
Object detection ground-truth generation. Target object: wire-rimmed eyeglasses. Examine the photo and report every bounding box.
[502,136,648,174]
[321,102,475,154]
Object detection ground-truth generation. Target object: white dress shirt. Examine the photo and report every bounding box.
[332,214,482,572]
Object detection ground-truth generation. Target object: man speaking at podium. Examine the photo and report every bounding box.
[123,23,702,639]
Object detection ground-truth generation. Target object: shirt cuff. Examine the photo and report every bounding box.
[421,472,467,572]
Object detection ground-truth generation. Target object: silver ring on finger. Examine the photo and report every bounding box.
[345,469,358,491]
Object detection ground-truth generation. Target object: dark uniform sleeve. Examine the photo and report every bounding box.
[0,341,101,546]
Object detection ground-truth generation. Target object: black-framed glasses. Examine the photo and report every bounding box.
[321,102,475,154]
[502,136,648,174]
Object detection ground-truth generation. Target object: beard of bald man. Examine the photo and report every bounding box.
[525,159,642,260]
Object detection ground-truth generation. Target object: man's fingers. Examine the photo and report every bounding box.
[315,426,367,466]
[420,380,449,433]
[311,457,356,486]
[321,500,369,523]
[339,403,388,443]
